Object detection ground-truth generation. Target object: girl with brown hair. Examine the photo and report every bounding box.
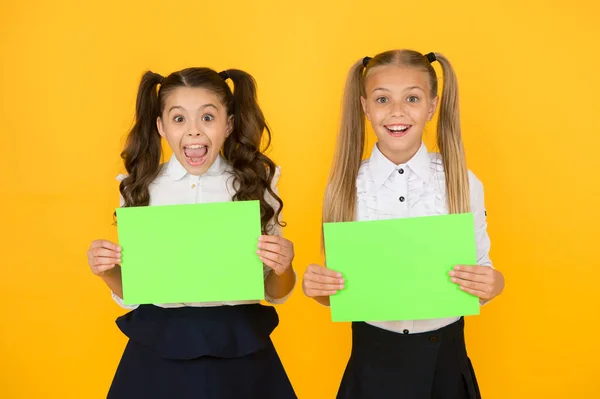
[86,67,297,399]
[302,50,505,398]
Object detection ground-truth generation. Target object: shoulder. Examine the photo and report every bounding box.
[428,152,485,197]
[154,162,170,182]
[357,158,371,181]
[264,165,283,216]
[115,163,169,183]
[359,158,370,171]
[269,165,281,188]
[468,170,484,198]
[428,151,483,184]
[428,151,444,171]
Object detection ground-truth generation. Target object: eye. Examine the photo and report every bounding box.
[376,97,389,104]
[202,114,214,122]
[173,115,184,123]
[407,95,419,103]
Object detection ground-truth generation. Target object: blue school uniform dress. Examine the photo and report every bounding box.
[107,154,297,399]
[336,143,490,399]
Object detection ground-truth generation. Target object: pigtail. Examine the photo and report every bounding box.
[433,53,470,214]
[222,69,284,234]
[323,59,367,224]
[119,71,164,208]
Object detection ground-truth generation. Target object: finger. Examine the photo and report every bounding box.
[90,240,121,251]
[257,240,293,256]
[90,240,122,252]
[459,285,489,299]
[304,280,344,291]
[260,251,293,266]
[453,265,492,275]
[94,257,122,267]
[451,277,490,292]
[256,242,285,256]
[307,264,342,278]
[304,288,339,297]
[92,264,117,274]
[256,244,294,263]
[259,235,292,248]
[261,257,285,273]
[258,251,286,267]
[450,277,487,289]
[449,270,491,283]
[305,273,343,285]
[93,248,122,259]
[90,240,109,249]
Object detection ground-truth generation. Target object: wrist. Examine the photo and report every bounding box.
[270,263,294,278]
[99,265,121,280]
[281,264,294,277]
[315,295,331,307]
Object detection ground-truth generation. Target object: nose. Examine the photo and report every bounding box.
[390,101,406,117]
[186,118,205,137]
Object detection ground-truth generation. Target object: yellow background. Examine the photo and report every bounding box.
[1,0,599,398]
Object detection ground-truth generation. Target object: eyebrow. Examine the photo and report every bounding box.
[371,86,425,93]
[168,103,218,113]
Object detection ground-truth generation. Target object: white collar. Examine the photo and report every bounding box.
[165,153,227,181]
[368,142,431,188]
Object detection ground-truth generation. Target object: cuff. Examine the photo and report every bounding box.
[111,291,139,310]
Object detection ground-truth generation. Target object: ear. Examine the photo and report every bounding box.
[427,96,439,121]
[225,115,234,137]
[157,116,166,138]
[360,96,371,121]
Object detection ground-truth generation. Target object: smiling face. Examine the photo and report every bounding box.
[157,86,233,175]
[361,65,438,164]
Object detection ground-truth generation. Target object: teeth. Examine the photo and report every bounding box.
[185,144,206,149]
[387,125,410,132]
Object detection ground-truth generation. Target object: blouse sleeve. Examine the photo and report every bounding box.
[469,171,493,268]
[262,167,296,304]
[469,171,496,306]
[111,174,139,310]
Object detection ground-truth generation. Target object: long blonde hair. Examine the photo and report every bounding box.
[323,49,470,225]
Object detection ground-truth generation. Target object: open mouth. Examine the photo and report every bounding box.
[182,144,209,166]
[385,124,412,137]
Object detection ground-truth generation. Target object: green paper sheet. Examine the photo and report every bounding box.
[323,213,480,322]
[116,200,264,305]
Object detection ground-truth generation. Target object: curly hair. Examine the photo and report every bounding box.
[119,67,283,234]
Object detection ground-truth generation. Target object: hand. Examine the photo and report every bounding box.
[449,265,504,301]
[257,235,294,276]
[302,264,345,298]
[87,240,121,277]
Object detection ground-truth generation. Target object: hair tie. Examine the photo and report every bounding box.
[152,72,165,85]
[362,56,372,68]
[218,70,230,80]
[425,52,437,63]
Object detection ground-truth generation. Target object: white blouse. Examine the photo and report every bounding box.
[356,142,492,334]
[112,153,294,309]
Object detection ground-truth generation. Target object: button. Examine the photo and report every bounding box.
[403,329,409,334]
[399,196,405,202]
[191,184,196,189]
[398,168,404,174]
[429,336,438,342]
